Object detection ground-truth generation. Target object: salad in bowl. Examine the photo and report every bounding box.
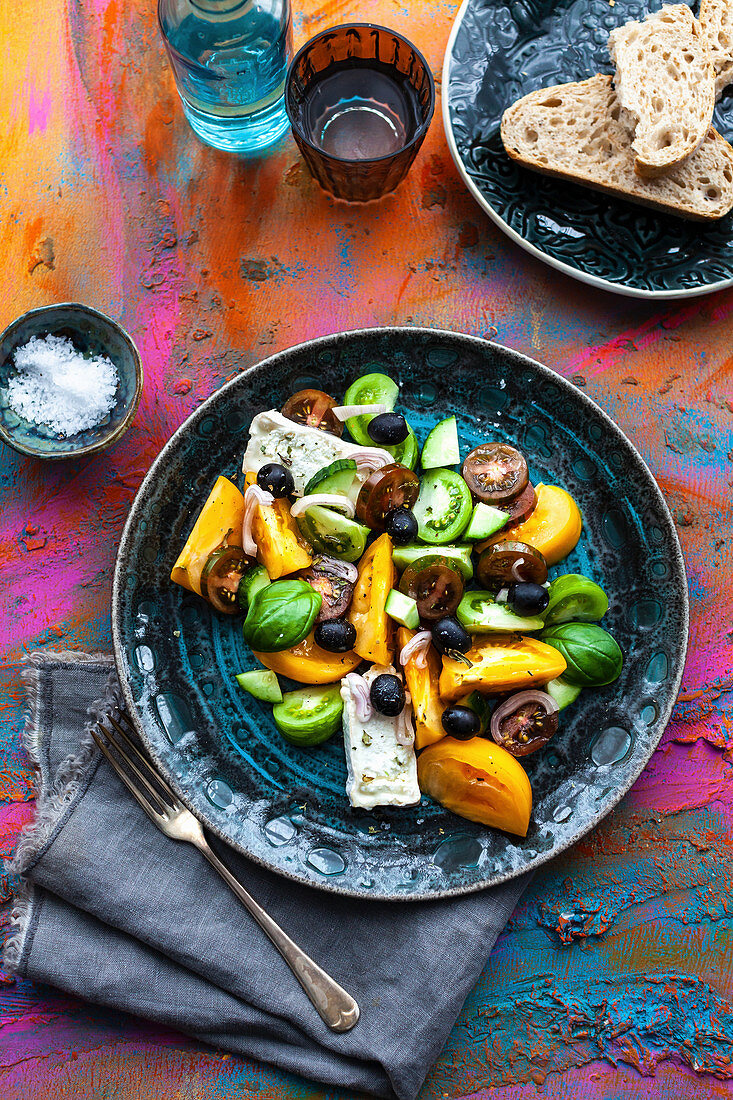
[171,373,622,839]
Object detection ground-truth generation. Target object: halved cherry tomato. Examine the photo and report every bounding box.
[399,557,464,622]
[201,547,255,615]
[490,689,559,756]
[504,482,537,525]
[355,463,419,530]
[462,443,528,504]
[281,389,343,436]
[477,540,548,589]
[301,559,354,622]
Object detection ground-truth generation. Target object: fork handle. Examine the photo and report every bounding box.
[196,839,360,1032]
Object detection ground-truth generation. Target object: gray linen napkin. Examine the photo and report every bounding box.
[4,651,529,1100]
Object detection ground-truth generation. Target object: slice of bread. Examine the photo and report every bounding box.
[500,75,733,221]
[608,5,715,177]
[700,0,733,97]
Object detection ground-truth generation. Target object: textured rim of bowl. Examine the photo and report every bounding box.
[111,327,689,900]
[285,22,436,166]
[0,302,144,460]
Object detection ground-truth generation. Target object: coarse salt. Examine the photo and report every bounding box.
[4,334,119,438]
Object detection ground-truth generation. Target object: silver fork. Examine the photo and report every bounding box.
[90,710,360,1033]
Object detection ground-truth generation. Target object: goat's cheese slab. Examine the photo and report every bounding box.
[341,666,420,810]
[243,410,392,496]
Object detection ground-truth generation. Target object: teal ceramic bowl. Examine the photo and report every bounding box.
[113,328,688,900]
[0,303,143,459]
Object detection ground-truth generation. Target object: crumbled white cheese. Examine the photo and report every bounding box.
[243,411,391,496]
[341,665,420,810]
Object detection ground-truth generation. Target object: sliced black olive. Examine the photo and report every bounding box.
[508,582,549,616]
[385,507,418,545]
[431,617,471,656]
[441,705,480,739]
[370,673,405,717]
[368,412,409,445]
[257,462,294,498]
[314,619,357,653]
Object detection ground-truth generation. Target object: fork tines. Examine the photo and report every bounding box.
[90,709,178,816]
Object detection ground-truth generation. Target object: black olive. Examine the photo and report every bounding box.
[257,462,294,498]
[370,673,405,717]
[314,619,356,653]
[385,507,418,545]
[508,582,549,616]
[367,412,409,445]
[441,705,481,739]
[431,617,471,655]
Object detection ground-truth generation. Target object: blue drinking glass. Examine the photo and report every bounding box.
[158,0,292,154]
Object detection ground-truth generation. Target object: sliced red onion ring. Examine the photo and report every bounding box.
[289,494,356,518]
[395,692,414,746]
[314,555,358,584]
[511,558,527,582]
[242,485,274,556]
[399,630,432,669]
[350,449,391,473]
[331,403,388,422]
[344,673,373,721]
[495,587,510,605]
[490,689,558,746]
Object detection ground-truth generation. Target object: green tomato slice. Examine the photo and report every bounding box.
[343,372,399,445]
[544,574,609,625]
[412,469,472,544]
[385,424,419,470]
[273,684,344,746]
[296,505,369,562]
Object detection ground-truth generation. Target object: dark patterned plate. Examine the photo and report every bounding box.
[112,329,688,899]
[444,0,733,298]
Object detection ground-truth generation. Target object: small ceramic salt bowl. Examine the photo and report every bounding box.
[0,303,143,460]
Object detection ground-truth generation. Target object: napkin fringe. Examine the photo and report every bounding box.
[3,881,33,976]
[8,652,117,880]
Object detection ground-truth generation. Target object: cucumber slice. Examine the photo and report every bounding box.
[385,588,420,629]
[304,459,358,498]
[546,676,582,710]
[273,684,343,746]
[343,373,399,445]
[392,543,474,580]
[296,505,369,562]
[457,591,544,633]
[412,469,472,544]
[464,502,510,541]
[237,564,270,609]
[386,424,419,470]
[421,416,460,468]
[235,669,283,703]
[543,574,609,625]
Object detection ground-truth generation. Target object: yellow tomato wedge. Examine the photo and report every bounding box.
[349,532,395,665]
[253,631,361,684]
[171,476,245,597]
[478,484,581,566]
[439,634,566,700]
[244,471,311,579]
[398,627,445,749]
[418,737,532,836]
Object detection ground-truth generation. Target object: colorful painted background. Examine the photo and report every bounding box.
[2,0,733,1096]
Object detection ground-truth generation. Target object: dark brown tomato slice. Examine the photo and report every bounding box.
[281,389,343,437]
[201,547,255,615]
[490,690,559,756]
[301,562,354,622]
[355,463,419,530]
[476,540,548,589]
[504,482,537,525]
[399,558,464,622]
[462,443,529,504]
